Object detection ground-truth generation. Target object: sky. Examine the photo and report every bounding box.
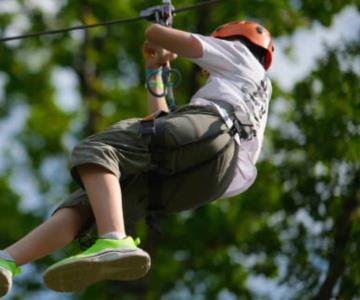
[0,3,359,300]
[270,5,360,90]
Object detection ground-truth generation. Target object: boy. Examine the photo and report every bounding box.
[0,20,273,295]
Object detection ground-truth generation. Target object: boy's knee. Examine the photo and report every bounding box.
[70,139,121,181]
[71,139,115,162]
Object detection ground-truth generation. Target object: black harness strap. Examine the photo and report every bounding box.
[145,171,164,235]
[139,119,156,136]
[140,116,166,234]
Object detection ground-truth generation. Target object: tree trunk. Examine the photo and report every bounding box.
[315,175,360,300]
[76,1,100,135]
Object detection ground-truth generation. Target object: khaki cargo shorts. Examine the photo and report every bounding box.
[54,105,238,233]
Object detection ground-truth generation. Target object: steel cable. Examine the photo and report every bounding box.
[0,0,222,42]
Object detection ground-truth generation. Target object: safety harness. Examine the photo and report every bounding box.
[140,104,255,234]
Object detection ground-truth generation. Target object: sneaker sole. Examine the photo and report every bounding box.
[0,268,12,297]
[43,248,150,292]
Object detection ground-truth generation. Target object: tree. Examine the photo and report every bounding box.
[0,1,359,299]
[273,40,360,300]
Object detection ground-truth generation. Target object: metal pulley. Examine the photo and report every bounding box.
[140,0,175,26]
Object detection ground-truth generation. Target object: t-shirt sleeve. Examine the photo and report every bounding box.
[189,34,243,75]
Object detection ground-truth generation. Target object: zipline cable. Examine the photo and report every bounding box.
[0,0,222,42]
[173,0,221,13]
[0,16,145,42]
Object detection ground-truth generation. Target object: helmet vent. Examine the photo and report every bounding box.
[256,26,264,34]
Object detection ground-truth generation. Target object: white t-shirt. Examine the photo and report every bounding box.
[188,34,272,198]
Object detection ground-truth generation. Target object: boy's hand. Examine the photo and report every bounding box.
[143,41,177,69]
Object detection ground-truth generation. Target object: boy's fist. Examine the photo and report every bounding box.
[143,41,177,69]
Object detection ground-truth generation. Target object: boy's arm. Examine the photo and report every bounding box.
[145,24,203,59]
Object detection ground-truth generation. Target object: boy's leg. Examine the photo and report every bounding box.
[6,206,92,266]
[76,164,125,237]
[43,164,150,292]
[0,206,92,297]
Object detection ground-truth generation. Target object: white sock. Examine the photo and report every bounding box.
[100,232,126,240]
[0,250,15,262]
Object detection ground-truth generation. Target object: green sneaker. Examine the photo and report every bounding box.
[0,259,21,297]
[43,237,151,292]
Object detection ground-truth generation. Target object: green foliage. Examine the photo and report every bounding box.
[0,1,359,299]
[0,177,41,246]
[269,40,360,299]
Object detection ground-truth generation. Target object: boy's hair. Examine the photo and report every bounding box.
[222,36,267,68]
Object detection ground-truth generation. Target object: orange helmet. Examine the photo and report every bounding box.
[211,20,274,70]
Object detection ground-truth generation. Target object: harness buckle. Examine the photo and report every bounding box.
[232,119,256,141]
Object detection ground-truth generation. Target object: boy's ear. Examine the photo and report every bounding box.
[201,69,210,78]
